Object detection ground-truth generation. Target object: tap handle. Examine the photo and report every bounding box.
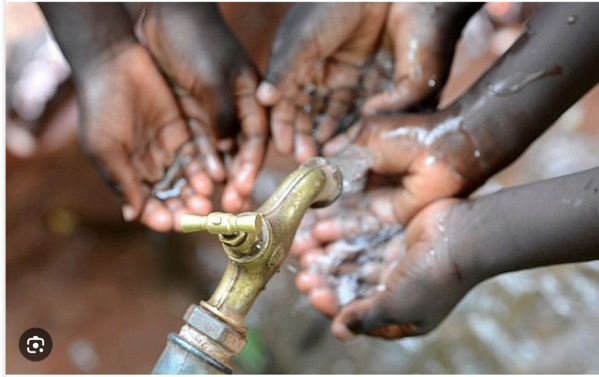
[180,212,262,235]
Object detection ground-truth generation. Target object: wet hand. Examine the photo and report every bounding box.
[323,109,484,225]
[256,3,390,162]
[294,197,475,339]
[76,43,214,232]
[257,3,462,162]
[140,3,267,213]
[362,3,464,115]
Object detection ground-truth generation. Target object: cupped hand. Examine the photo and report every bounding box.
[323,109,484,226]
[257,3,465,163]
[140,3,268,212]
[294,196,476,339]
[76,43,211,232]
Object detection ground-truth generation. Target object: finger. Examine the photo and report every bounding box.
[271,99,296,155]
[294,111,317,163]
[221,185,244,214]
[230,71,268,197]
[322,120,364,156]
[165,197,187,231]
[295,271,328,293]
[89,144,146,222]
[298,249,326,270]
[291,229,321,256]
[181,185,212,215]
[312,211,382,243]
[309,287,340,318]
[140,197,173,232]
[314,89,353,143]
[189,118,226,182]
[238,197,254,213]
[362,79,432,115]
[391,164,464,225]
[183,159,214,197]
[332,293,417,339]
[256,81,281,106]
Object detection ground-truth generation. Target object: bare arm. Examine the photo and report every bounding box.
[452,167,599,285]
[453,3,599,184]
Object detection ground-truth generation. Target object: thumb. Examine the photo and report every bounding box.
[332,292,418,340]
[257,4,319,105]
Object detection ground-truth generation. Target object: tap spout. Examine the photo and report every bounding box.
[206,157,342,326]
[153,157,342,374]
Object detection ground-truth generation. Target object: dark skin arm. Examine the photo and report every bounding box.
[454,168,599,284]
[326,2,599,225]
[257,3,481,162]
[39,3,210,232]
[137,2,268,213]
[296,167,599,339]
[456,2,599,183]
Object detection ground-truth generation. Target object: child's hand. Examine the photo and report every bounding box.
[141,3,267,213]
[257,3,471,162]
[294,196,473,339]
[323,110,484,226]
[362,3,472,115]
[76,43,211,232]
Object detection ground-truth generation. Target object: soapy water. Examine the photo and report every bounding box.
[151,153,193,201]
[297,144,405,306]
[325,145,375,194]
[312,224,402,306]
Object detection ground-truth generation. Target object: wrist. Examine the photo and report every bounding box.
[428,106,488,192]
[445,200,496,287]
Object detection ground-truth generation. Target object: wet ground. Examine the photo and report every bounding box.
[6,3,599,374]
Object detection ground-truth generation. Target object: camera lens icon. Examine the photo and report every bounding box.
[27,336,45,353]
[19,328,52,361]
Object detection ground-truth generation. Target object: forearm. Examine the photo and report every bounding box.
[451,167,599,284]
[39,3,136,80]
[453,3,599,181]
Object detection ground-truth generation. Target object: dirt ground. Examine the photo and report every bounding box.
[6,3,599,374]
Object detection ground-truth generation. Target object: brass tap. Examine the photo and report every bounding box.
[182,157,342,328]
[153,158,343,374]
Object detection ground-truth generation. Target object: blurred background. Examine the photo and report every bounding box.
[6,2,599,373]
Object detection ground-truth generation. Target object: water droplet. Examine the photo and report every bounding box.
[567,15,578,24]
[303,84,316,95]
[425,156,436,166]
[474,149,481,158]
[428,79,437,88]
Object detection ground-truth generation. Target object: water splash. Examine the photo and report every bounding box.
[486,66,562,97]
[326,145,375,194]
[151,154,192,200]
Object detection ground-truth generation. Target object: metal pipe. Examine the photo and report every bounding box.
[152,158,342,374]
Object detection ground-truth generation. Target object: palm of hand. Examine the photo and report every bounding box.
[140,7,267,213]
[258,3,390,162]
[77,44,210,231]
[293,191,469,340]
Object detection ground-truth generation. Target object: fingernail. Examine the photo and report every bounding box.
[122,205,136,222]
[257,82,278,104]
[332,321,357,340]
